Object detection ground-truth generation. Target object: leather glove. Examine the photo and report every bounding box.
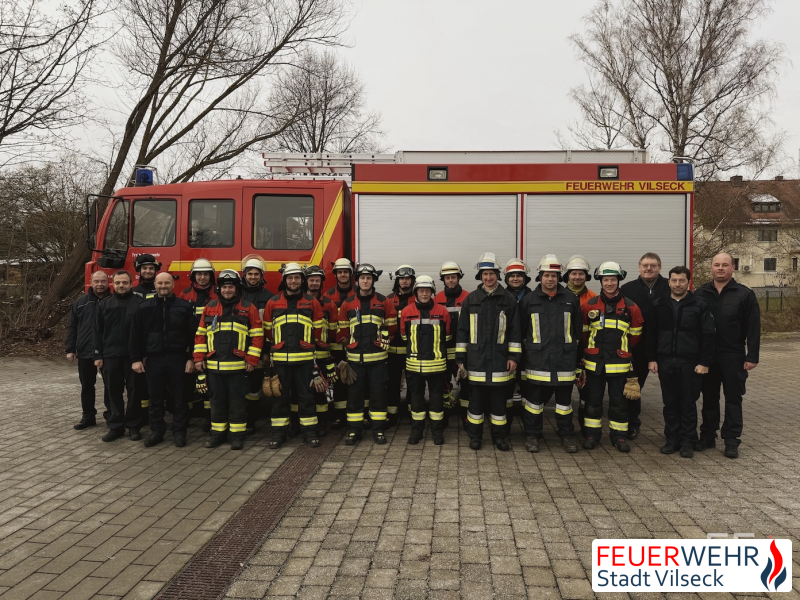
[623,377,641,400]
[262,374,273,397]
[456,364,468,381]
[337,360,358,385]
[310,366,328,393]
[196,373,208,394]
[324,360,338,384]
[575,369,587,390]
[269,373,282,397]
[374,328,391,351]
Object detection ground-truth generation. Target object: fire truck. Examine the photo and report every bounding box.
[85,150,694,293]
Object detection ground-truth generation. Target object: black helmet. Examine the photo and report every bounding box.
[391,264,416,293]
[355,263,382,283]
[304,265,326,281]
[133,254,162,273]
[215,269,242,296]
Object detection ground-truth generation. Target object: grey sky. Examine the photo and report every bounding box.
[339,0,800,175]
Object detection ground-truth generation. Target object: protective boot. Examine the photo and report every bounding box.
[246,401,259,436]
[204,431,227,449]
[431,422,444,446]
[230,433,245,451]
[202,408,212,433]
[408,422,424,445]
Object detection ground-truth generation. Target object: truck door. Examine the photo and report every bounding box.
[129,196,181,286]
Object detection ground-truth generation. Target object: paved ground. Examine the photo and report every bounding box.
[1,337,799,599]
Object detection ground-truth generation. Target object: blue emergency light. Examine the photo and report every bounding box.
[134,167,155,186]
[676,163,694,181]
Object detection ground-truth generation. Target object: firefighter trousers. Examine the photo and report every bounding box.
[387,353,405,420]
[700,352,746,446]
[627,355,650,430]
[246,368,265,425]
[522,384,575,438]
[406,371,445,433]
[347,361,388,435]
[78,358,110,421]
[331,350,348,419]
[657,360,700,446]
[577,383,589,437]
[146,355,189,436]
[465,385,508,442]
[584,372,627,441]
[272,362,316,440]
[102,356,143,432]
[207,370,248,438]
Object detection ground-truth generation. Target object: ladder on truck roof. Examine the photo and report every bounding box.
[260,149,650,178]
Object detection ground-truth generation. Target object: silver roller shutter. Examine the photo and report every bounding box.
[524,194,689,293]
[357,194,519,295]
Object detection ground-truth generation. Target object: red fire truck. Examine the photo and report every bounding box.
[85,150,694,293]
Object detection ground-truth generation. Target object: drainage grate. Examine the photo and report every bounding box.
[155,432,342,600]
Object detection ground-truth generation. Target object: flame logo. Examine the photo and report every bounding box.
[761,539,787,591]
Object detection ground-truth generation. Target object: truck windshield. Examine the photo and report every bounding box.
[132,199,177,247]
[104,200,129,250]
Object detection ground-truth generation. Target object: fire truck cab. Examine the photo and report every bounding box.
[86,150,694,294]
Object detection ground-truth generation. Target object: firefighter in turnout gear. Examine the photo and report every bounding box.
[456,253,522,451]
[387,265,416,426]
[503,258,531,434]
[325,258,354,429]
[193,270,263,450]
[178,258,217,432]
[263,263,327,449]
[305,265,339,436]
[400,275,452,445]
[580,261,644,452]
[337,264,397,446]
[241,255,275,435]
[563,255,597,436]
[435,261,469,426]
[519,255,582,453]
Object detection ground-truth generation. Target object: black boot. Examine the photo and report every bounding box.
[205,431,227,449]
[74,416,96,430]
[230,434,245,451]
[408,424,424,445]
[246,401,259,436]
[202,408,211,433]
[431,424,444,446]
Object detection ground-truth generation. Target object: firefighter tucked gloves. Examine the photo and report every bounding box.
[623,377,641,400]
[336,361,358,385]
[310,367,328,393]
[262,365,282,397]
[324,360,338,384]
[195,373,208,394]
[375,328,391,351]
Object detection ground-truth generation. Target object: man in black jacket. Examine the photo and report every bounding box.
[66,271,111,430]
[620,252,670,439]
[695,252,760,458]
[647,266,715,458]
[131,272,196,447]
[94,271,144,442]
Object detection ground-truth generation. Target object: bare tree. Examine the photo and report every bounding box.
[567,0,784,178]
[268,49,385,153]
[0,0,102,165]
[35,0,349,325]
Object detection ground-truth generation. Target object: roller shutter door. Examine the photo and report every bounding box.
[357,195,519,295]
[524,194,688,292]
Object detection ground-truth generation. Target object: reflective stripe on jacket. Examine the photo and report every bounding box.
[435,287,469,361]
[519,285,582,385]
[400,301,451,373]
[263,292,325,363]
[581,294,643,376]
[387,291,414,354]
[193,298,263,371]
[337,291,397,363]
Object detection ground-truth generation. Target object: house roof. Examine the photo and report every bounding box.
[695,178,800,228]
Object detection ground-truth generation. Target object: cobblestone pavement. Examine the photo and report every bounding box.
[1,337,799,599]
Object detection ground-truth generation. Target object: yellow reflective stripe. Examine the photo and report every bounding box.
[532,314,540,343]
[490,414,507,426]
[459,398,469,408]
[247,347,261,357]
[271,352,315,362]
[508,345,521,354]
[229,423,247,433]
[497,311,506,344]
[557,371,576,382]
[274,314,313,327]
[447,348,456,360]
[629,327,643,335]
[206,360,246,371]
[387,346,407,354]
[248,328,263,337]
[140,399,150,408]
[245,392,260,401]
[346,351,388,362]
[316,350,331,359]
[195,307,205,315]
[584,417,602,428]
[609,420,628,432]
[271,417,290,427]
[211,422,228,432]
[203,399,211,409]
[606,363,632,373]
[349,315,384,326]
[299,416,318,426]
[194,344,208,353]
[316,404,329,413]
[467,411,484,424]
[469,314,478,344]
[347,413,363,422]
[524,370,551,382]
[523,399,543,414]
[564,312,572,343]
[491,372,515,383]
[554,404,573,415]
[312,319,324,328]
[263,322,273,331]
[584,360,597,372]
[406,358,447,372]
[197,326,208,333]
[429,411,444,421]
[333,400,347,409]
[384,317,397,326]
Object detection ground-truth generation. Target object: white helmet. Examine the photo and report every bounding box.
[331,258,353,273]
[535,254,563,282]
[190,258,215,285]
[594,261,627,281]
[439,261,464,281]
[413,275,436,294]
[562,255,592,282]
[504,258,531,285]
[280,262,305,278]
[241,253,266,274]
[475,252,502,280]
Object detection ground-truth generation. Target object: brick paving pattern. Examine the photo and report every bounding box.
[1,336,799,599]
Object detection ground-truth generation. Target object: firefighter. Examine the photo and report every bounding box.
[519,255,582,453]
[193,269,263,450]
[580,261,644,452]
[456,252,522,451]
[263,263,330,449]
[696,252,760,458]
[400,275,451,445]
[337,264,397,446]
[324,257,355,429]
[178,258,217,432]
[93,270,144,442]
[130,272,196,447]
[502,258,532,434]
[647,266,716,458]
[132,254,161,300]
[621,252,670,439]
[241,255,275,435]
[387,265,416,426]
[434,261,470,427]
[305,265,339,436]
[67,270,111,430]
[562,255,597,436]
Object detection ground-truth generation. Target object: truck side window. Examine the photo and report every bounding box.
[253,195,314,250]
[104,200,129,250]
[189,199,235,248]
[132,199,176,247]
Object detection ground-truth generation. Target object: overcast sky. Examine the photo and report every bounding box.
[337,0,800,176]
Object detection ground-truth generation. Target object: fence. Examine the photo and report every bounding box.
[753,288,798,311]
